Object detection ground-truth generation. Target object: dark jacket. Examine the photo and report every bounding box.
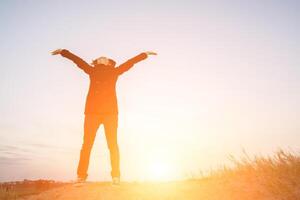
[60,50,148,115]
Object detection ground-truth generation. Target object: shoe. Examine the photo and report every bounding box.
[77,177,86,183]
[112,177,120,186]
[73,177,86,187]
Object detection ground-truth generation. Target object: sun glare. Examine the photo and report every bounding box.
[147,161,174,181]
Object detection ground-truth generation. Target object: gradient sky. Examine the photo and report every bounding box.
[0,0,299,182]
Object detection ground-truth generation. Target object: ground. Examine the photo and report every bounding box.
[18,181,225,200]
[3,151,299,200]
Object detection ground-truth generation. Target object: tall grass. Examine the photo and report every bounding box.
[207,150,300,199]
[0,185,17,200]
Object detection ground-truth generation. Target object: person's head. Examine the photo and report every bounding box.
[92,56,116,69]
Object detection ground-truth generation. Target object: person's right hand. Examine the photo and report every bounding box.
[51,49,63,55]
[145,51,157,56]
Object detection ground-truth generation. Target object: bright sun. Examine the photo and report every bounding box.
[142,149,179,181]
[147,161,174,181]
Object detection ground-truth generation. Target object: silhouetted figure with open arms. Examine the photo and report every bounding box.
[52,49,157,185]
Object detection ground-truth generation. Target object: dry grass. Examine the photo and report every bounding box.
[0,180,67,200]
[0,186,17,200]
[2,150,300,200]
[201,150,300,199]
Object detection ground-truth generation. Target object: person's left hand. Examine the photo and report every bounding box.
[145,51,157,56]
[51,49,63,55]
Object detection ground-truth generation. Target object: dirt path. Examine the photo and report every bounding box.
[18,181,217,200]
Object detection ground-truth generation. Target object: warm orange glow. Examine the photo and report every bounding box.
[142,150,178,181]
[147,161,173,181]
[1,1,299,183]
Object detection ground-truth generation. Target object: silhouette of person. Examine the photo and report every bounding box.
[52,49,156,185]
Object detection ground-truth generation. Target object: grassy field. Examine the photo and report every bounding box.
[0,180,68,200]
[1,150,299,200]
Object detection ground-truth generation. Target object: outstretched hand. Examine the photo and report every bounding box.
[51,49,63,55]
[145,51,157,56]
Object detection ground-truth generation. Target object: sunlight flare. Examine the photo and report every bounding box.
[146,160,175,181]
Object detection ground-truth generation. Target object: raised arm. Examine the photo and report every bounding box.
[115,51,157,75]
[51,49,92,74]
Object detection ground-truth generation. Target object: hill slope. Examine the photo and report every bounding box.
[3,150,300,200]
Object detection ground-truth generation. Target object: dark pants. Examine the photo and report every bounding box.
[77,114,120,179]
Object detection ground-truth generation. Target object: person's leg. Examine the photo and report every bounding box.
[77,114,101,180]
[103,114,120,178]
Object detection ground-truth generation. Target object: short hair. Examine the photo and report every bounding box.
[92,57,116,67]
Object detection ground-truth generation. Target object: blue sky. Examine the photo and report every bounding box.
[0,0,299,181]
